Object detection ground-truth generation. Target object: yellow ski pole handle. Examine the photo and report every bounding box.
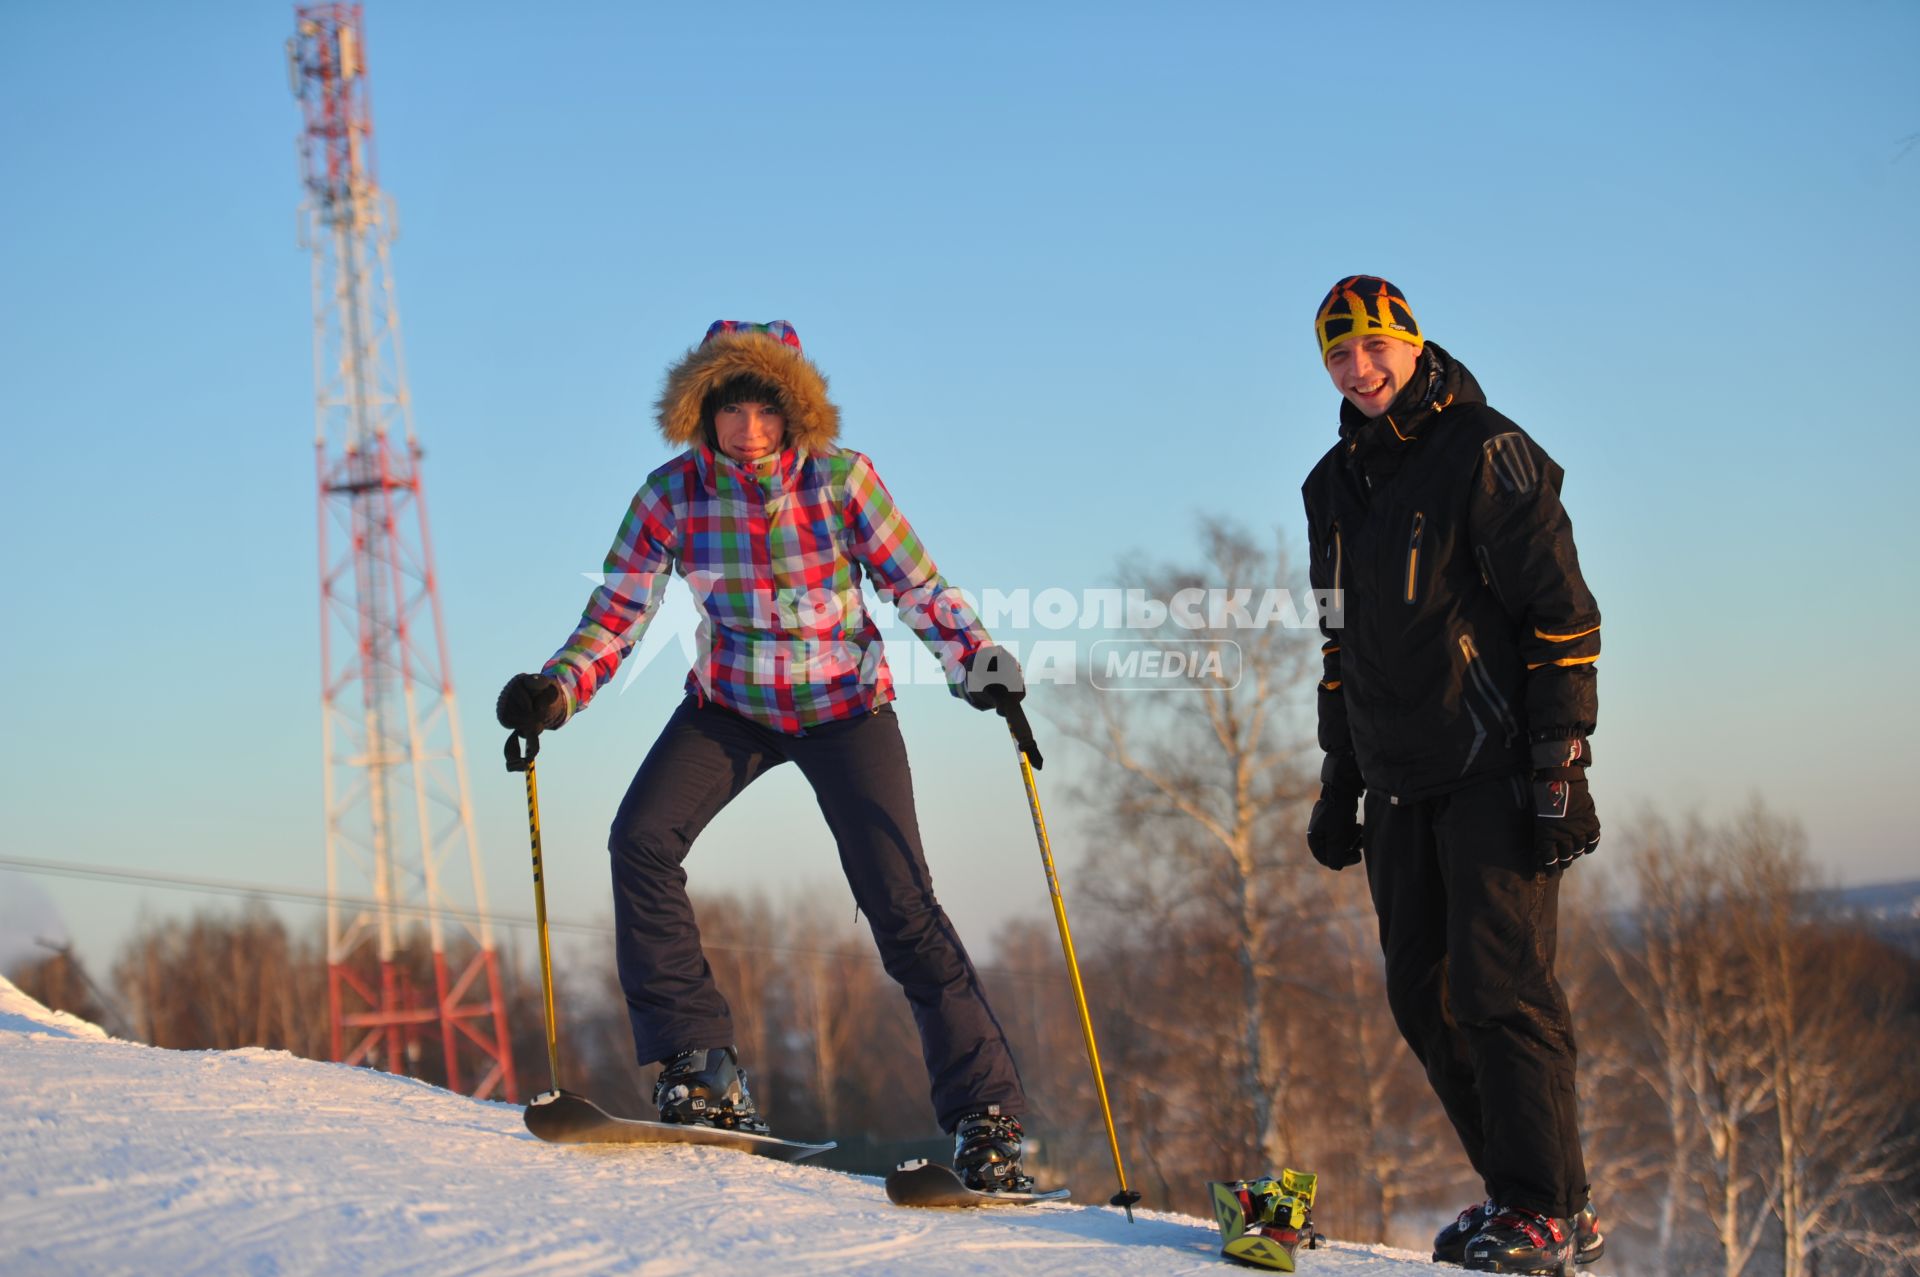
[507,731,561,1095]
[994,693,1140,1220]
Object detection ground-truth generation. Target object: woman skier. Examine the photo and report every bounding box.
[495,320,1032,1191]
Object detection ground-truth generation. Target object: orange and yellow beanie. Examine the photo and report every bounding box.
[1314,276,1423,359]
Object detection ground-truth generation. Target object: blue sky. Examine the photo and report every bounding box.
[2,1,1916,973]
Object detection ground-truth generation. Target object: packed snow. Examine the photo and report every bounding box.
[0,976,1455,1275]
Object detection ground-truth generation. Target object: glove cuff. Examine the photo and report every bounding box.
[1530,736,1591,773]
[964,643,1025,701]
[532,671,572,730]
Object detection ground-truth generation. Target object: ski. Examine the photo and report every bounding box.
[885,1159,1071,1208]
[1209,1169,1323,1271]
[523,1090,835,1162]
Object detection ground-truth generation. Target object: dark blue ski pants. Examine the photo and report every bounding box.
[608,694,1026,1131]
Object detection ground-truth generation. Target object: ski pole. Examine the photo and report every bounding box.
[506,730,561,1096]
[990,689,1142,1222]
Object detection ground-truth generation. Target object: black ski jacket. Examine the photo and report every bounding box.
[1301,343,1600,801]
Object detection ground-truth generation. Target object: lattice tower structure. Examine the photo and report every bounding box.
[287,3,517,1101]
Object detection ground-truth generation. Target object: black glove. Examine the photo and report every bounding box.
[1306,752,1365,871]
[962,644,1024,712]
[495,672,566,735]
[1531,737,1600,872]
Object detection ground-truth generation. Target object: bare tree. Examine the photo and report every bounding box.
[1586,815,1762,1276]
[1056,520,1322,1169]
[1718,807,1920,1277]
[1034,519,1461,1240]
[112,903,331,1059]
[1650,815,1782,1277]
[1585,806,1920,1277]
[1586,826,1708,1276]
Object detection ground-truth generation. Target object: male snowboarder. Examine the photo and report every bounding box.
[1300,277,1605,1273]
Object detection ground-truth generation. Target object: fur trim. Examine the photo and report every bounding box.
[654,330,840,451]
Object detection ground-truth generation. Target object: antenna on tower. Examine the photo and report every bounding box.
[288,2,519,1102]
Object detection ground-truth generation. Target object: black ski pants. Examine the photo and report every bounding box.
[1362,772,1588,1220]
[607,694,1026,1132]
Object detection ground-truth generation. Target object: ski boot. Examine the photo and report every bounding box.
[1570,1202,1605,1264]
[1209,1169,1321,1272]
[1462,1206,1576,1275]
[1434,1199,1498,1264]
[952,1106,1034,1193]
[1437,1199,1603,1267]
[652,1047,770,1134]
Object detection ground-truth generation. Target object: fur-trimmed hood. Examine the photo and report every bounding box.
[654,321,841,452]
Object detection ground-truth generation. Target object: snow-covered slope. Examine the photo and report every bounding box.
[0,977,1439,1275]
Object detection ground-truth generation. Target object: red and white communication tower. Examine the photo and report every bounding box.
[287,4,517,1101]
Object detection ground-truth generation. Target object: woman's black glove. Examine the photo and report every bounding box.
[1532,737,1599,872]
[1306,751,1365,871]
[962,644,1024,712]
[495,673,566,735]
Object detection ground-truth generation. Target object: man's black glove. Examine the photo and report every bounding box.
[495,672,566,735]
[1306,752,1365,871]
[962,644,1024,712]
[1531,737,1599,872]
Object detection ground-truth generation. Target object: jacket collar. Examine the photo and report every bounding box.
[693,441,807,499]
[1334,343,1485,488]
[1339,344,1462,438]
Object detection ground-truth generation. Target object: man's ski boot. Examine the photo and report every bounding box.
[1436,1200,1604,1267]
[652,1047,770,1134]
[1568,1203,1604,1264]
[1434,1199,1498,1264]
[1208,1169,1322,1272]
[1462,1206,1576,1275]
[953,1106,1034,1193]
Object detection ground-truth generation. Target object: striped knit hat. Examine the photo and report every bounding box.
[1314,276,1423,359]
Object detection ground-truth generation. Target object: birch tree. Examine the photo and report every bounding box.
[1588,815,1765,1277]
[1719,807,1920,1277]
[1057,521,1322,1171]
[1590,806,1920,1277]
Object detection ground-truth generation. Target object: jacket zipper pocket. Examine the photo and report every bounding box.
[1404,512,1426,604]
[1458,633,1518,744]
[1474,544,1509,610]
[1332,524,1344,596]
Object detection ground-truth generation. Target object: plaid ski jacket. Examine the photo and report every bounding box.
[543,441,989,733]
